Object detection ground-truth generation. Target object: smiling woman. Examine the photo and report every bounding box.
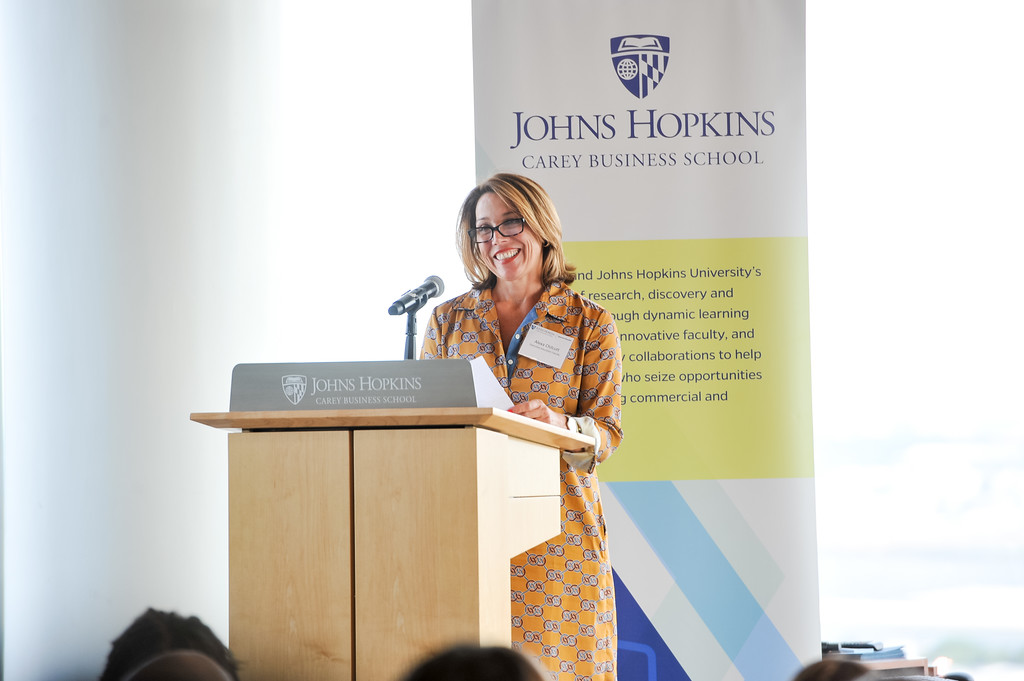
[421,173,624,681]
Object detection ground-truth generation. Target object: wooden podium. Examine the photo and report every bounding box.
[191,407,590,681]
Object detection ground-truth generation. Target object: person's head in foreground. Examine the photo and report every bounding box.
[99,608,240,681]
[400,644,547,681]
[791,658,874,681]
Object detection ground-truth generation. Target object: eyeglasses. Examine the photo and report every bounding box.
[469,217,526,243]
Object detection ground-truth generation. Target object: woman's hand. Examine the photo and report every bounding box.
[508,399,569,429]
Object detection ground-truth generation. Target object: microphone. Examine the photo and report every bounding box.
[388,275,444,316]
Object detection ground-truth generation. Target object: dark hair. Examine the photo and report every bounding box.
[99,608,240,681]
[400,645,546,681]
[792,659,873,681]
[456,173,577,289]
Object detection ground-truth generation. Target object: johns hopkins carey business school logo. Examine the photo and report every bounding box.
[611,35,670,99]
[282,374,307,405]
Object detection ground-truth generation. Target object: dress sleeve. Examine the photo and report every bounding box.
[575,307,624,470]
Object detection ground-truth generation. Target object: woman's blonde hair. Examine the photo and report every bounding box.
[456,173,576,289]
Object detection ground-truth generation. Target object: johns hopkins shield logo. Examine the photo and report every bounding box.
[611,35,670,99]
[282,374,307,406]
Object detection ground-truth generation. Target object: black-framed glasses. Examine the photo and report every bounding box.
[469,217,526,243]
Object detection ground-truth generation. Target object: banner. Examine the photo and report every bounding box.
[472,2,817,680]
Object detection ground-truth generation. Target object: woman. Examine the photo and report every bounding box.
[422,173,623,680]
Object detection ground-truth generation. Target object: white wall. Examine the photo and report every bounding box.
[0,1,473,679]
[0,2,277,678]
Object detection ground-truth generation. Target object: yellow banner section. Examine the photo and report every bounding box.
[564,236,812,481]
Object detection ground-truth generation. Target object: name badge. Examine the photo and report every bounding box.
[520,325,573,368]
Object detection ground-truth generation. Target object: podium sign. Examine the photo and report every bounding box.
[230,358,512,411]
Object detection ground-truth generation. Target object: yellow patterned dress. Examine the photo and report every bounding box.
[422,282,623,681]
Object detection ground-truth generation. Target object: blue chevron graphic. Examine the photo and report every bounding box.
[614,569,690,681]
[609,481,802,681]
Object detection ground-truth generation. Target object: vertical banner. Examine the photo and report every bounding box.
[472,2,817,680]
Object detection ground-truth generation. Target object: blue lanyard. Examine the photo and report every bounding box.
[503,306,539,376]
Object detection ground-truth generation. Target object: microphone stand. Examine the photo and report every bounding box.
[403,310,418,360]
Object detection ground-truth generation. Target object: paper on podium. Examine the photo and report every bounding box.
[468,357,513,409]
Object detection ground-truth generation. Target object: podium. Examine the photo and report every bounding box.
[191,407,591,681]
